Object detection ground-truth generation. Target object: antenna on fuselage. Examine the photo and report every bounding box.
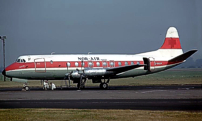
[51,52,55,55]
[88,52,92,55]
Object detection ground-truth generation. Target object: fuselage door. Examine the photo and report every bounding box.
[149,57,155,71]
[34,58,46,73]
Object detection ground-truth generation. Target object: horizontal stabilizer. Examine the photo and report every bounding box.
[168,49,197,62]
[107,64,145,74]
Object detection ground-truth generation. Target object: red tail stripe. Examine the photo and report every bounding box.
[160,38,182,49]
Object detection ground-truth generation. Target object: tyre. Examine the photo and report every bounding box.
[25,86,29,91]
[102,83,108,89]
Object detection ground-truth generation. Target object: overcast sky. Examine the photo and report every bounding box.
[0,0,202,66]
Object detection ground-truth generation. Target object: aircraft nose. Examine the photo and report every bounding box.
[2,69,6,76]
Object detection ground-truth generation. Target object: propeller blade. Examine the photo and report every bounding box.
[78,74,83,89]
[68,77,71,87]
[68,71,73,87]
[81,59,84,70]
[68,75,70,81]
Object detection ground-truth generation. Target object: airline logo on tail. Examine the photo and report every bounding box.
[160,27,182,49]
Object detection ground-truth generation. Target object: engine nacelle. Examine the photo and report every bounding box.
[71,71,80,78]
[71,68,113,79]
[84,68,107,76]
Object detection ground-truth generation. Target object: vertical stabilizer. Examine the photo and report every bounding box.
[157,27,183,58]
[136,27,184,58]
[160,27,182,49]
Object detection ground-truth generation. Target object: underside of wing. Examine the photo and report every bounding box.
[106,64,145,74]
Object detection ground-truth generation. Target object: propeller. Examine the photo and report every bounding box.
[68,71,73,87]
[77,59,85,89]
[65,59,86,89]
[76,69,84,89]
[64,71,73,87]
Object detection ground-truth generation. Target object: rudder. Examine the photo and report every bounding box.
[160,27,182,49]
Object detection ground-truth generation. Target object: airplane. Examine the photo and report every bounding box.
[2,27,197,89]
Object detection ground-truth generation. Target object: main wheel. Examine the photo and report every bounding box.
[102,83,108,89]
[100,83,108,89]
[25,86,29,91]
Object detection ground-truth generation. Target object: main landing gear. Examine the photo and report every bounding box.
[99,78,110,89]
[76,78,110,90]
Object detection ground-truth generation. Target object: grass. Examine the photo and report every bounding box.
[0,69,202,88]
[0,109,202,121]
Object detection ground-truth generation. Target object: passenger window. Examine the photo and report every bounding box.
[118,62,122,66]
[81,62,85,67]
[96,62,100,67]
[103,62,107,66]
[125,62,128,66]
[88,62,93,67]
[67,62,70,67]
[75,62,78,67]
[137,62,140,65]
[110,62,114,66]
[131,62,134,65]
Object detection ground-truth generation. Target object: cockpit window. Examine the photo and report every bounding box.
[16,59,26,63]
[17,59,21,62]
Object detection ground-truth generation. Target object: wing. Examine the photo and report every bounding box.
[106,64,145,74]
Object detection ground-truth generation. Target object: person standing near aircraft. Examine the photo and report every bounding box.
[22,82,29,91]
[43,80,49,90]
[50,82,56,90]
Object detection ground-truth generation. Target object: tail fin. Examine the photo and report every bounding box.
[158,27,183,58]
[160,27,182,49]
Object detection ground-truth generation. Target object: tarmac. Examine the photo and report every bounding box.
[0,85,202,110]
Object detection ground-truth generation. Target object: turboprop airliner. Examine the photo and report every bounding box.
[2,27,197,89]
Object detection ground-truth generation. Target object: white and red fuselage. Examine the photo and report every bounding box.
[2,27,197,86]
